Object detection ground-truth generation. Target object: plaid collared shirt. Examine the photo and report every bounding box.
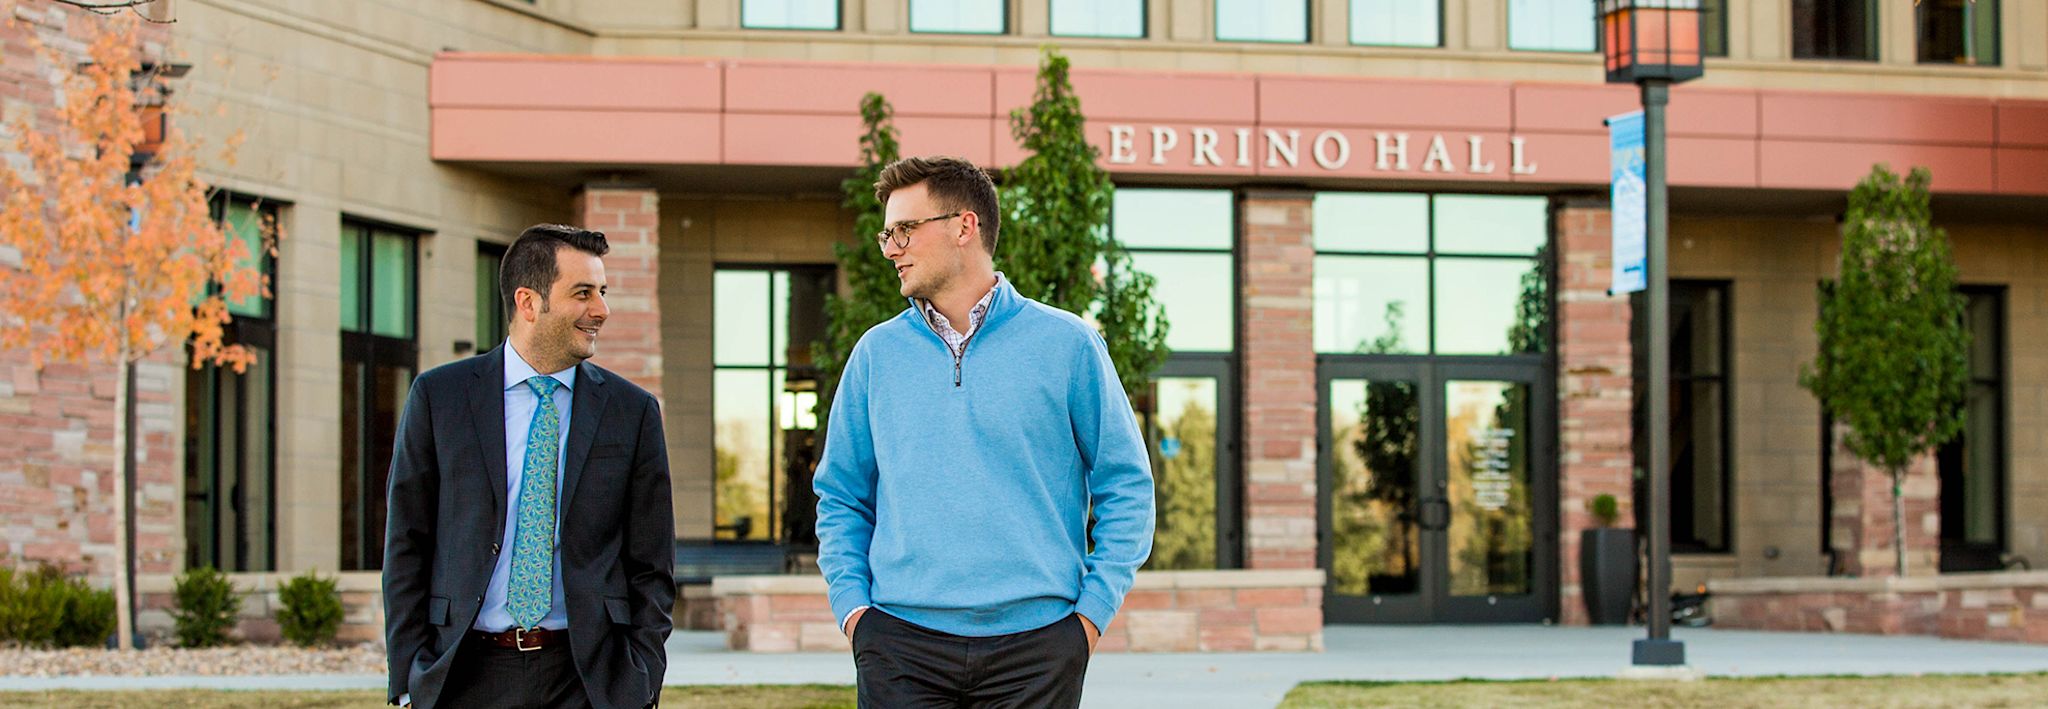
[919,275,1002,358]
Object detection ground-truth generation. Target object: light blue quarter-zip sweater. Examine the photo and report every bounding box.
[813,277,1155,637]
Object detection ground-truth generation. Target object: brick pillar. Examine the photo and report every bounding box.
[1829,423,1940,576]
[1554,200,1634,625]
[575,186,663,400]
[1240,192,1317,570]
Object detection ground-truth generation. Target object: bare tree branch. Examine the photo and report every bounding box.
[46,0,174,23]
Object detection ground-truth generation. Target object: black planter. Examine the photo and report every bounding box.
[1579,528,1637,625]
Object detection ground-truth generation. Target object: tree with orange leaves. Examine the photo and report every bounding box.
[0,8,268,649]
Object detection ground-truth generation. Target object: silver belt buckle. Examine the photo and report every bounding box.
[514,626,543,652]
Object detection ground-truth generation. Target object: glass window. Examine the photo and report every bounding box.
[910,0,1006,34]
[1702,0,1728,58]
[1328,377,1423,595]
[186,194,278,572]
[1112,189,1235,353]
[1938,288,2005,572]
[714,266,833,544]
[1143,376,1220,570]
[1446,380,1534,596]
[1314,193,1549,356]
[1670,281,1729,554]
[1434,195,1547,256]
[1052,0,1144,38]
[1508,0,1594,52]
[1918,0,1998,66]
[1793,0,1878,61]
[476,244,506,350]
[1350,0,1439,47]
[339,217,420,571]
[742,0,840,30]
[1315,257,1428,355]
[1216,0,1307,43]
[1314,192,1428,254]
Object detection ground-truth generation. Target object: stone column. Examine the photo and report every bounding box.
[575,185,664,401]
[1554,199,1635,625]
[1239,191,1317,570]
[1829,425,1940,576]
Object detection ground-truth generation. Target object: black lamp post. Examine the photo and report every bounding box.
[1597,0,1704,668]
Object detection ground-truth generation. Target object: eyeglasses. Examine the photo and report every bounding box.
[875,211,961,250]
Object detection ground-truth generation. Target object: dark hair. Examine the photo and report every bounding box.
[501,223,610,317]
[874,156,1000,254]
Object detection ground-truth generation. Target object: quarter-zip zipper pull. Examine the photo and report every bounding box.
[953,355,962,387]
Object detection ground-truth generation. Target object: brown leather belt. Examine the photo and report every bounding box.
[472,626,564,652]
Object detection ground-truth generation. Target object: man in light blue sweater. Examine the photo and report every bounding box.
[814,156,1155,707]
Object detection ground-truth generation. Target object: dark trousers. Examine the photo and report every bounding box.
[853,610,1090,709]
[435,633,593,709]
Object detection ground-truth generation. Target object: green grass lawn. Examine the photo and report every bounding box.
[1278,673,2048,708]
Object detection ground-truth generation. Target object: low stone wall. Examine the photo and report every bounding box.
[712,569,1328,653]
[137,571,385,645]
[1709,571,2048,643]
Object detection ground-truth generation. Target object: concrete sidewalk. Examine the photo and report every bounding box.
[6,625,2048,708]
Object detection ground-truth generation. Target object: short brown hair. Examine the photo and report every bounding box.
[501,223,609,316]
[874,156,1000,254]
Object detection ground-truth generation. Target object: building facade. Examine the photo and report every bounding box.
[2,0,2045,642]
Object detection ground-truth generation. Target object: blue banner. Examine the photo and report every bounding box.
[1609,110,1646,295]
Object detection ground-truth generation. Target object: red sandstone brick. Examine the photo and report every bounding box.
[1234,588,1307,608]
[1255,606,1322,635]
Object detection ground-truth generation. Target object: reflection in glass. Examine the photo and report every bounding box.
[340,225,363,332]
[1216,0,1308,42]
[370,231,413,339]
[1113,189,1233,250]
[715,271,772,366]
[1434,257,1544,355]
[340,362,363,568]
[715,369,775,541]
[1128,252,1232,352]
[1315,256,1427,354]
[1350,0,1440,47]
[1329,378,1421,596]
[741,0,839,30]
[1313,193,1428,254]
[1144,377,1218,570]
[1052,0,1144,38]
[221,201,269,318]
[1671,281,1727,552]
[1434,195,1547,255]
[476,248,505,349]
[1507,0,1595,51]
[1446,380,1532,596]
[910,0,1005,34]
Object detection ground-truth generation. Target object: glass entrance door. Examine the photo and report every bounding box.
[1321,360,1554,623]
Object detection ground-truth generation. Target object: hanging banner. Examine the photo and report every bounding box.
[1608,110,1646,295]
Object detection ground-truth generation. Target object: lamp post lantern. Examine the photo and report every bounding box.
[1597,0,1704,668]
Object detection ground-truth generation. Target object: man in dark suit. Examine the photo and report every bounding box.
[383,223,674,709]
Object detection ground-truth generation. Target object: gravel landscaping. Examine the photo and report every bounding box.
[0,645,383,678]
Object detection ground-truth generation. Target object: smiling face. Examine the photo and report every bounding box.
[516,246,609,372]
[880,182,966,301]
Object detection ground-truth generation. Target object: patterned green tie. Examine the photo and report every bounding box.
[508,375,561,630]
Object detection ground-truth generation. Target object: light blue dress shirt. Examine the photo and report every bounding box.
[474,341,575,632]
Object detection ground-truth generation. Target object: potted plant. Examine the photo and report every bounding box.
[1579,493,1635,625]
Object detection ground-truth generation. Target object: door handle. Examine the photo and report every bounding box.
[1419,496,1451,532]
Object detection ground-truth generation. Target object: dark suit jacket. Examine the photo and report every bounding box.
[382,347,675,709]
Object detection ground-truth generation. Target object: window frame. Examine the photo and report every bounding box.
[709,264,835,547]
[1915,0,2000,67]
[909,0,1009,35]
[1506,0,1597,53]
[1938,286,2007,572]
[1312,192,1552,358]
[476,242,508,352]
[1111,186,1244,569]
[1347,0,1444,49]
[338,217,421,571]
[1791,0,1881,62]
[1049,0,1147,39]
[1214,0,1311,44]
[185,193,281,572]
[1668,279,1733,555]
[739,0,844,32]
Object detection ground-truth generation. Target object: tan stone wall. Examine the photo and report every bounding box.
[1667,215,2048,588]
[165,0,596,572]
[576,0,2048,100]
[660,197,850,539]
